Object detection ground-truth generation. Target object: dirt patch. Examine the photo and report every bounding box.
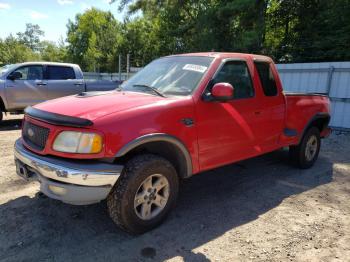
[0,114,349,261]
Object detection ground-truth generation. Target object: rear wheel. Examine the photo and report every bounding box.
[0,109,3,123]
[289,127,321,169]
[107,154,179,234]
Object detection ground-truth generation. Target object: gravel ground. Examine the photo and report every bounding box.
[0,114,349,262]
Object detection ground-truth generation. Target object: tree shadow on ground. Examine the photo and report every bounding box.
[0,149,333,262]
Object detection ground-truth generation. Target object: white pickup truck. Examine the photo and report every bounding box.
[0,62,119,122]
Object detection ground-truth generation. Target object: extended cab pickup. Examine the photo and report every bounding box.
[14,53,331,234]
[0,62,119,122]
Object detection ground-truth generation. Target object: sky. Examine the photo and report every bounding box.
[0,0,125,43]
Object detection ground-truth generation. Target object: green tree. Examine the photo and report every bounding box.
[0,35,39,65]
[3,0,350,68]
[266,0,350,62]
[115,0,270,54]
[16,23,45,52]
[66,8,122,72]
[119,17,162,66]
[291,0,350,62]
[40,40,68,62]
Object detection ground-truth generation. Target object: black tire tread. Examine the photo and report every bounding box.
[107,154,178,234]
[289,127,321,169]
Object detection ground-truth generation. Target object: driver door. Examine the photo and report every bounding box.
[195,60,263,171]
[5,65,47,110]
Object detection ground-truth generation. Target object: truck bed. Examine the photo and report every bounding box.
[282,92,330,145]
[85,80,120,92]
[284,91,328,97]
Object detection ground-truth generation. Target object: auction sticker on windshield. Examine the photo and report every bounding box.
[183,64,208,73]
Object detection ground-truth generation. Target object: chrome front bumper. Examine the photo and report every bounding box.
[14,139,123,205]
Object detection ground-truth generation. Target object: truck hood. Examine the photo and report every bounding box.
[34,91,168,121]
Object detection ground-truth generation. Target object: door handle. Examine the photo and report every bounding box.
[74,82,84,86]
[254,111,261,115]
[36,82,47,86]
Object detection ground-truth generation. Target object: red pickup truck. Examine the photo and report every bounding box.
[14,53,331,234]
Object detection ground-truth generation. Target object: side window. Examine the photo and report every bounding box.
[47,66,76,80]
[12,66,43,80]
[212,61,254,99]
[254,62,278,96]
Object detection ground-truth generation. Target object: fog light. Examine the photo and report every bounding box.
[48,185,67,196]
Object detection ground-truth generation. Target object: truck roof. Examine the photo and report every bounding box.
[12,62,79,67]
[168,52,273,63]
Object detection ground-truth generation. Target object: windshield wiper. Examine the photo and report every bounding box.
[132,84,166,98]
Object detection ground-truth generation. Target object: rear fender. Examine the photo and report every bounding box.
[299,113,331,143]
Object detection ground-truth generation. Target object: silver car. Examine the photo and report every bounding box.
[0,62,119,122]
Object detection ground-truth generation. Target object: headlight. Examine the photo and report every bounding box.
[53,131,103,154]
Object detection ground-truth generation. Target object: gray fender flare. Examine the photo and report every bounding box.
[299,112,331,143]
[115,133,193,178]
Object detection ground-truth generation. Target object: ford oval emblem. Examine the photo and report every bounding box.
[27,128,34,137]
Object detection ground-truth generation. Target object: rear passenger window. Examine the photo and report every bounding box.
[47,66,76,80]
[212,61,254,99]
[254,62,278,96]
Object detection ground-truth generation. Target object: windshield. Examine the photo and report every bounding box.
[0,64,17,76]
[121,56,213,96]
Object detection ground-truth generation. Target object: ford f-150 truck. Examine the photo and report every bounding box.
[14,53,331,234]
[0,62,119,122]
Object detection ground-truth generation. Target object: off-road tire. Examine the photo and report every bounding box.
[107,154,179,234]
[289,127,321,169]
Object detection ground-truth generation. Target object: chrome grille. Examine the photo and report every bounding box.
[22,120,50,151]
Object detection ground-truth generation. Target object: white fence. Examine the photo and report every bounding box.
[277,62,350,130]
[83,72,133,81]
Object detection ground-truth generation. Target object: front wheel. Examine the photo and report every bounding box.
[289,127,321,169]
[107,154,179,234]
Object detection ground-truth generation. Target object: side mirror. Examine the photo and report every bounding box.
[211,82,234,102]
[8,71,22,81]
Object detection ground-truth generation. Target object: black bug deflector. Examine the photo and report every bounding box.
[24,106,93,128]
